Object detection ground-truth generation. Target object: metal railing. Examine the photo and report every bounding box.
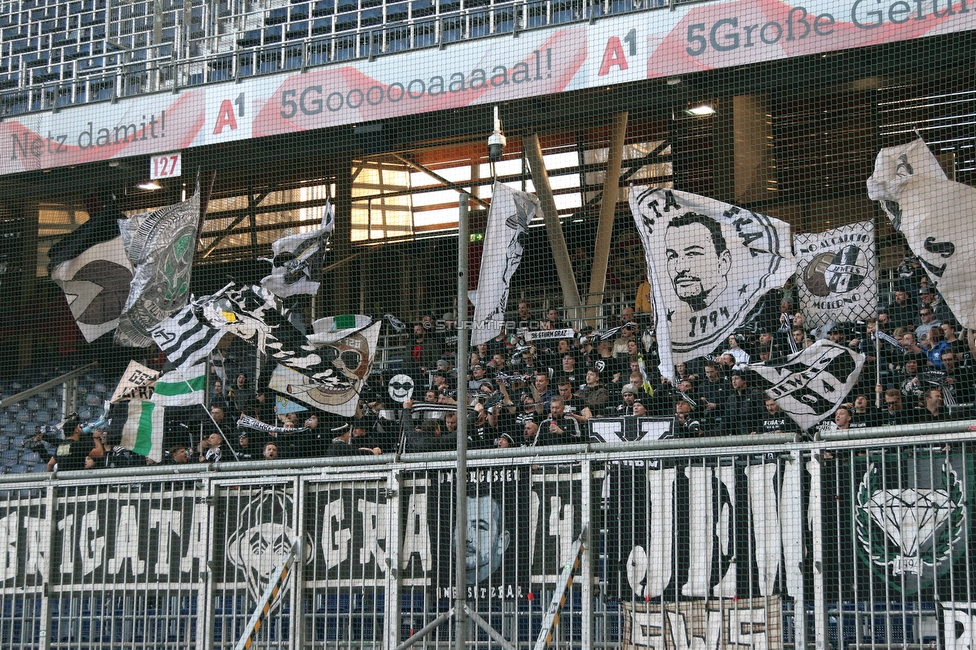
[0,421,974,649]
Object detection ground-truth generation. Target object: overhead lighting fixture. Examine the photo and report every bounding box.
[137,180,162,191]
[686,104,715,116]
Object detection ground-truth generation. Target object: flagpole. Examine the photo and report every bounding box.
[455,193,470,650]
[875,330,882,409]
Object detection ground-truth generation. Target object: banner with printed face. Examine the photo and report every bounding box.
[629,188,794,380]
[868,138,976,329]
[795,221,877,327]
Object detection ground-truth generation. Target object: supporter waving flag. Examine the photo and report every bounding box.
[629,188,794,380]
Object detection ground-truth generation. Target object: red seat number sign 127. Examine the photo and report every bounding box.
[150,152,182,180]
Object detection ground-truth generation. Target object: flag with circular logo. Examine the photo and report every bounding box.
[794,221,877,327]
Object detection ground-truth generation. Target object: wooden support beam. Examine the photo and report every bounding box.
[586,112,628,323]
[523,134,581,315]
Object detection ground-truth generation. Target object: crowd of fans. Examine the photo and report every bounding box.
[32,256,976,471]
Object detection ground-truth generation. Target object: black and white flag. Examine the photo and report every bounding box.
[470,182,541,347]
[629,188,794,380]
[795,222,877,326]
[115,190,201,347]
[49,201,133,342]
[51,237,133,342]
[260,200,334,299]
[744,340,865,431]
[149,301,225,371]
[267,321,382,417]
[867,138,976,328]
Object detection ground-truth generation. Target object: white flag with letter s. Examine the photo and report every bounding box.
[795,221,877,327]
[629,187,794,380]
[469,182,541,347]
[867,138,976,328]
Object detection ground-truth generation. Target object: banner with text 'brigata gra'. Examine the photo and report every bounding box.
[1,0,973,175]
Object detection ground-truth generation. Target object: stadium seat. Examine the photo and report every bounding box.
[2,450,20,465]
[32,463,48,473]
[21,451,40,464]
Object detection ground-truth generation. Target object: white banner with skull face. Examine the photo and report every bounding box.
[795,221,877,327]
[268,321,381,417]
[868,138,976,329]
[629,188,795,380]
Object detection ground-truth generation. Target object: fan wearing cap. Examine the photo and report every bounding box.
[326,422,381,456]
[616,384,640,416]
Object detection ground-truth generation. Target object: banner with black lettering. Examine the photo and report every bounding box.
[629,188,794,381]
[868,138,976,328]
[795,221,877,326]
[744,340,865,431]
[621,598,783,650]
[470,182,541,347]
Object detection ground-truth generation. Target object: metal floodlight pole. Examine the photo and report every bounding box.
[455,193,470,650]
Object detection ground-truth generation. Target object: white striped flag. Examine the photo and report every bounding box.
[149,303,226,371]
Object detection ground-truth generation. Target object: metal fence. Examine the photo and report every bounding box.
[1,422,975,649]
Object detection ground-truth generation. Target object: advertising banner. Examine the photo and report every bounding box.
[0,0,973,175]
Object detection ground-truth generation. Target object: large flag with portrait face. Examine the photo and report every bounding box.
[470,182,541,347]
[794,222,877,327]
[260,200,334,299]
[115,190,202,347]
[629,188,794,380]
[867,138,976,329]
[743,340,865,431]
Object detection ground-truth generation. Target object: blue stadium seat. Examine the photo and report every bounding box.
[34,410,51,423]
[32,463,48,473]
[16,410,30,423]
[2,450,21,466]
[21,451,40,464]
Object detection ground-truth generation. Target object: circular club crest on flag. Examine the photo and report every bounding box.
[803,246,869,297]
